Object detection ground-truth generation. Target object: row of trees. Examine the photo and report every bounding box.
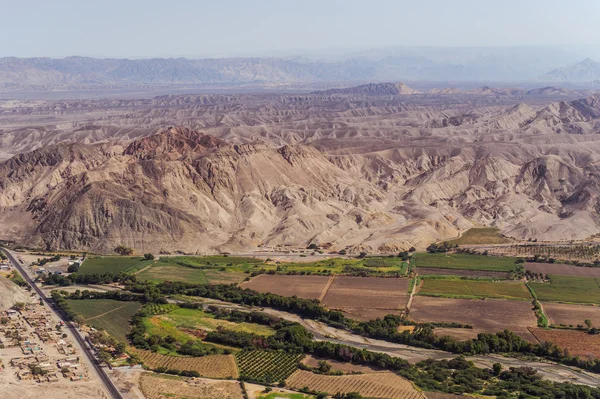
[59,291,600,398]
[125,281,600,374]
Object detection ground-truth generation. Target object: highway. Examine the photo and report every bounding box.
[1,247,123,399]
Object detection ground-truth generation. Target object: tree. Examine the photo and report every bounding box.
[358,252,367,259]
[67,262,80,273]
[317,360,332,373]
[585,319,593,329]
[143,253,155,260]
[492,362,503,376]
[73,315,86,327]
[338,249,347,255]
[114,342,126,355]
[114,245,134,256]
[307,243,318,250]
[98,350,112,364]
[408,246,416,252]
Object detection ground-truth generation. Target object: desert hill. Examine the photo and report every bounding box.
[3,90,600,253]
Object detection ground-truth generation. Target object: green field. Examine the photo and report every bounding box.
[236,350,303,383]
[144,307,275,344]
[135,255,408,284]
[413,252,516,272]
[529,275,600,304]
[66,299,141,342]
[136,263,249,285]
[418,278,532,300]
[78,256,155,275]
[445,228,511,245]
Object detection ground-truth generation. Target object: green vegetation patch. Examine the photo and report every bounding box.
[418,278,532,300]
[136,255,409,284]
[414,252,516,272]
[66,299,141,342]
[78,256,155,275]
[236,350,303,383]
[144,307,275,344]
[136,264,211,284]
[446,227,511,245]
[529,275,600,304]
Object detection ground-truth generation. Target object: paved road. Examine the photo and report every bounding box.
[1,247,123,399]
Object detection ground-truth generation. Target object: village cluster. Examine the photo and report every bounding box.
[0,302,89,383]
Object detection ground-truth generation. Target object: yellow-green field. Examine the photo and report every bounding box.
[134,255,408,284]
[414,252,516,272]
[445,227,511,245]
[417,278,532,300]
[529,275,600,304]
[144,307,275,344]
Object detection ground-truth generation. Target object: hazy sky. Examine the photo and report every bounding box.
[1,0,600,58]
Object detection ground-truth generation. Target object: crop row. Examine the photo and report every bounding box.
[236,350,303,383]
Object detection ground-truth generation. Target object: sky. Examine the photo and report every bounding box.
[1,0,600,58]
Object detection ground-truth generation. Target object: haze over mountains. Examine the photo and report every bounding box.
[2,84,600,254]
[0,46,597,91]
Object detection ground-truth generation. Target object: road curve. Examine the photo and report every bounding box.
[1,247,123,399]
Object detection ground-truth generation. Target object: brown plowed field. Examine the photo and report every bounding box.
[321,276,410,321]
[132,349,238,378]
[417,267,510,279]
[139,373,243,399]
[425,393,464,399]
[239,274,330,299]
[410,297,537,342]
[526,263,600,277]
[302,355,383,374]
[542,302,600,327]
[530,328,600,359]
[286,370,423,399]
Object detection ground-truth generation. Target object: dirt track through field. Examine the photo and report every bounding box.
[85,304,127,321]
[319,275,336,301]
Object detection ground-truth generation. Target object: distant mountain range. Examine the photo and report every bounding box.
[541,58,600,82]
[0,46,592,90]
[313,82,586,97]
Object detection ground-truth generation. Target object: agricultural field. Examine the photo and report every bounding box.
[529,275,600,304]
[240,275,331,300]
[78,256,155,274]
[526,262,600,277]
[417,267,510,279]
[529,329,600,359]
[139,373,244,399]
[275,256,407,275]
[321,276,410,321]
[244,383,315,399]
[132,349,239,378]
[409,297,537,341]
[236,350,303,383]
[483,244,600,262]
[445,227,511,245]
[541,302,600,327]
[285,370,422,399]
[302,355,381,374]
[417,278,531,300]
[413,253,516,272]
[136,263,248,284]
[144,307,275,345]
[66,299,141,342]
[425,394,464,399]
